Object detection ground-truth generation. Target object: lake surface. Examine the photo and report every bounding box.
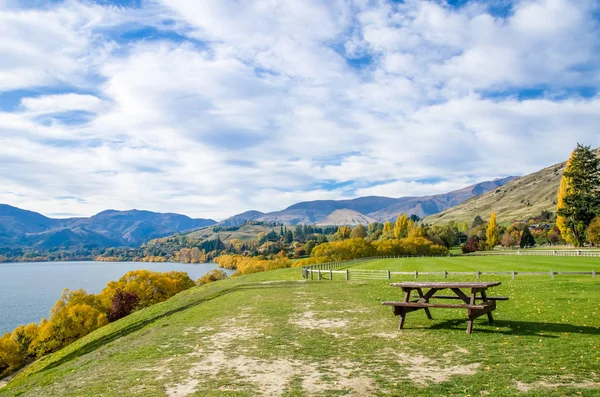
[0,261,234,334]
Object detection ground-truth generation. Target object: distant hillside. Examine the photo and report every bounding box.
[184,224,276,243]
[317,209,377,226]
[224,176,515,226]
[217,211,265,227]
[423,148,600,225]
[0,205,216,249]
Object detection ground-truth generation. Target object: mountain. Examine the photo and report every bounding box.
[224,176,516,226]
[0,206,216,249]
[423,148,600,225]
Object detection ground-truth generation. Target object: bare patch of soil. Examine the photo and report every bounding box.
[290,310,348,330]
[515,377,599,392]
[393,352,480,386]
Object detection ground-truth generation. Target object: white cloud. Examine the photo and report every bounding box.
[0,0,599,220]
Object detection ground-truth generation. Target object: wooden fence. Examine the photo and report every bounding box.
[463,250,600,257]
[301,256,598,281]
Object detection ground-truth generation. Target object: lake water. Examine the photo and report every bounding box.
[0,261,234,334]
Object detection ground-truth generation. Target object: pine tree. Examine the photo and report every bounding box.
[520,226,535,248]
[556,144,600,246]
[486,212,499,249]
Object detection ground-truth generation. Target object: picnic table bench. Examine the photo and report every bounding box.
[382,282,508,334]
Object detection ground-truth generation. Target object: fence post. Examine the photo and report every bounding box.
[310,269,313,280]
[318,269,321,280]
[330,269,333,280]
[444,270,447,279]
[550,271,555,280]
[345,269,349,281]
[476,270,480,280]
[593,270,596,278]
[511,271,515,280]
[415,270,418,280]
[387,270,391,280]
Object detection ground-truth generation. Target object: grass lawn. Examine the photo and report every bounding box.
[1,257,599,396]
[350,255,600,273]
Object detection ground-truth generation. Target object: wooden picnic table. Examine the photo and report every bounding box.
[382,281,507,334]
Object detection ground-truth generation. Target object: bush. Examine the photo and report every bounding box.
[462,236,481,253]
[197,269,228,285]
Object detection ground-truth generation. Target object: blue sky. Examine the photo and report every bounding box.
[0,0,599,220]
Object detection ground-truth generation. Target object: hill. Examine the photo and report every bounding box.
[1,259,598,396]
[423,148,600,224]
[184,223,277,243]
[223,177,515,226]
[0,205,216,249]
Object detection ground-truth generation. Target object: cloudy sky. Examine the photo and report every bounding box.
[1,0,599,220]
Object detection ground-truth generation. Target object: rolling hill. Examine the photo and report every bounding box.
[423,148,600,225]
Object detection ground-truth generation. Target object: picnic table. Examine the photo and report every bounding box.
[382,281,508,334]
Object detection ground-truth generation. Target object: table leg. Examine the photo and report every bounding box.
[481,291,494,324]
[398,309,406,330]
[417,288,433,320]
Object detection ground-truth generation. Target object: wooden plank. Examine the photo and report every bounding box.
[391,282,501,288]
[411,295,509,301]
[450,288,471,304]
[381,301,489,309]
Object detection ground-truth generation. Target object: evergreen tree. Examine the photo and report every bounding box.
[486,212,499,249]
[519,227,535,248]
[556,144,600,246]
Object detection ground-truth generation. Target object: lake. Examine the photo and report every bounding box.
[0,261,234,334]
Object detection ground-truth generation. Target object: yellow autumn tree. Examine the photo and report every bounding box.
[556,156,577,245]
[394,214,409,239]
[486,212,499,249]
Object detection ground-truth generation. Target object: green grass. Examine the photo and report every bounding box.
[1,257,599,396]
[351,256,600,272]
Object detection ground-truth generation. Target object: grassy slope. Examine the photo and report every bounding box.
[184,224,276,243]
[1,258,599,396]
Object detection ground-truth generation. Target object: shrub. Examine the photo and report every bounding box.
[462,236,481,253]
[197,269,228,285]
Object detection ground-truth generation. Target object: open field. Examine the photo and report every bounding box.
[1,257,599,396]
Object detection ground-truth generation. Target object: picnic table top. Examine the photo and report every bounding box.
[390,281,501,289]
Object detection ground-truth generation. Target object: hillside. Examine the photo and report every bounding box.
[221,177,515,226]
[0,205,216,249]
[424,148,600,225]
[184,223,277,243]
[1,259,598,396]
[316,209,377,226]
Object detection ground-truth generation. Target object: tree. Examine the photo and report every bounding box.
[304,240,316,255]
[381,221,394,240]
[462,236,481,253]
[500,232,516,247]
[472,215,484,228]
[486,212,499,249]
[108,289,140,321]
[197,269,228,285]
[557,144,600,246]
[519,227,535,248]
[394,214,408,239]
[350,224,367,239]
[586,217,600,246]
[333,226,352,241]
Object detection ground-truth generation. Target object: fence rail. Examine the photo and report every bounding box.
[301,257,598,281]
[464,250,600,257]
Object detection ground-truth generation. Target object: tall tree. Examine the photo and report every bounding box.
[486,212,499,249]
[519,226,535,248]
[394,214,408,239]
[350,224,367,239]
[556,144,600,246]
